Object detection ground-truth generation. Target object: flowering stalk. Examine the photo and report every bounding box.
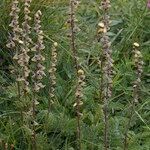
[48,42,58,112]
[31,10,45,150]
[68,1,83,149]
[6,0,23,121]
[7,0,21,85]
[98,0,113,149]
[68,0,80,70]
[123,42,143,150]
[74,69,85,150]
[19,0,32,93]
[11,0,32,93]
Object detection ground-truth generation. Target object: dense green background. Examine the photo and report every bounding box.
[0,0,149,149]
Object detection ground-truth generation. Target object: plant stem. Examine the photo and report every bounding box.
[70,1,81,149]
[123,104,134,150]
[32,94,37,150]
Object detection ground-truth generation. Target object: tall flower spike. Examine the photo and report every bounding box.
[67,0,80,70]
[133,42,143,103]
[31,10,45,150]
[7,0,29,94]
[18,0,32,93]
[98,0,113,149]
[7,0,22,64]
[74,69,85,150]
[7,0,22,49]
[48,42,58,111]
[67,1,83,149]
[123,43,143,150]
[22,0,32,45]
[32,10,45,93]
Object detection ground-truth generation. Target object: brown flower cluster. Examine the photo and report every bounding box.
[74,69,85,110]
[7,0,21,49]
[17,0,32,93]
[32,10,46,93]
[67,0,80,70]
[98,0,113,149]
[99,0,114,100]
[49,42,58,101]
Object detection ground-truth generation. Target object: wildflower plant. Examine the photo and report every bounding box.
[32,10,46,93]
[31,10,46,150]
[48,42,58,112]
[6,0,22,89]
[67,1,84,149]
[2,0,149,149]
[123,42,144,150]
[98,0,114,149]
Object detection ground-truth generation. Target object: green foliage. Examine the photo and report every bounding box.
[0,0,150,149]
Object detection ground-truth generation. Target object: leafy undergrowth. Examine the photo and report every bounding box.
[0,0,150,150]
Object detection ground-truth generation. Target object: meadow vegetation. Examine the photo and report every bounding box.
[0,0,149,150]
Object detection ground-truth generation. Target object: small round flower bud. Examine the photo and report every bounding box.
[78,69,84,75]
[54,42,58,47]
[98,22,105,28]
[133,42,140,47]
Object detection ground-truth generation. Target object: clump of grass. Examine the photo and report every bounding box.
[123,42,144,150]
[98,0,114,149]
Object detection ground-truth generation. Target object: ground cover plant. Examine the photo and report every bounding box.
[0,0,150,150]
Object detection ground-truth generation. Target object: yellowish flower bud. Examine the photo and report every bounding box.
[54,42,58,47]
[133,42,140,47]
[78,69,84,75]
[98,22,105,28]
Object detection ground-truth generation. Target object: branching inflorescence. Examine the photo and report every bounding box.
[98,0,114,149]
